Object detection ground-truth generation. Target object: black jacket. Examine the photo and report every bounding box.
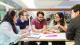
[66,16,80,45]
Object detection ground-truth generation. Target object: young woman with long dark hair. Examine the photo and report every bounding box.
[0,10,27,45]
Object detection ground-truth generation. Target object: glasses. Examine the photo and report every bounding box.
[23,14,29,16]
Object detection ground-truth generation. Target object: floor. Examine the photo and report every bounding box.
[18,41,75,45]
[66,41,74,45]
[48,41,75,45]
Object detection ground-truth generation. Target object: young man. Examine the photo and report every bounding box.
[16,10,29,45]
[31,11,47,32]
[66,4,80,45]
[16,10,29,29]
[29,11,48,45]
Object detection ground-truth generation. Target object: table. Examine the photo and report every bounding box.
[21,33,68,42]
[20,33,71,45]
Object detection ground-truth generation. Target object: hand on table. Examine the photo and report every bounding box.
[42,28,60,34]
[19,29,29,34]
[20,33,29,39]
[32,29,43,33]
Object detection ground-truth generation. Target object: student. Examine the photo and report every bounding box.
[16,10,29,45]
[29,11,48,45]
[66,4,80,45]
[49,12,67,32]
[31,11,47,32]
[16,10,29,29]
[48,12,67,45]
[0,10,27,45]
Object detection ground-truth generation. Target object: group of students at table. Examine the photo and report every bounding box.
[0,9,67,45]
[28,11,67,45]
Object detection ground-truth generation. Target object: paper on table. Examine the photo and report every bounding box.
[40,33,66,39]
[28,33,41,38]
[46,34,58,37]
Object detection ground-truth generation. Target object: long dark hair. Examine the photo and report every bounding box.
[1,10,17,34]
[54,12,65,26]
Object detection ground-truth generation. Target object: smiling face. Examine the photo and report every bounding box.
[54,14,61,22]
[37,14,44,22]
[20,11,29,20]
[23,12,29,19]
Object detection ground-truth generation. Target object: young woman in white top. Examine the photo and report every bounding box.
[48,12,67,45]
[0,10,27,45]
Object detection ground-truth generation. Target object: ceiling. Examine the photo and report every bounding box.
[0,0,25,10]
[19,0,80,8]
[34,0,80,8]
[0,0,80,10]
